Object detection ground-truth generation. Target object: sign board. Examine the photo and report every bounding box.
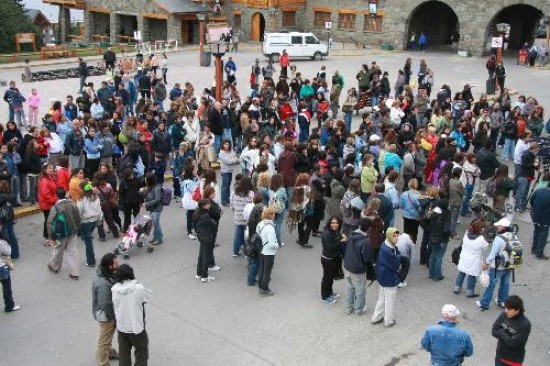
[325,22,332,30]
[15,33,36,52]
[206,22,231,42]
[491,37,503,48]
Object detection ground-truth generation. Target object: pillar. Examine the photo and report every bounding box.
[84,11,94,43]
[57,6,71,43]
[167,15,183,44]
[137,15,150,42]
[110,13,120,44]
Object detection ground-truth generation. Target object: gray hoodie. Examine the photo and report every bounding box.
[112,280,151,334]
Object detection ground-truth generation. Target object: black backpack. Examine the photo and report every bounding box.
[243,223,273,258]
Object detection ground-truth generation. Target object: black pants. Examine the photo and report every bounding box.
[140,90,151,100]
[281,66,288,78]
[43,210,50,239]
[310,199,325,233]
[258,254,275,291]
[118,330,148,366]
[321,256,341,299]
[98,203,120,239]
[123,203,140,232]
[186,210,195,235]
[1,276,14,311]
[298,216,314,245]
[85,157,100,180]
[420,230,430,265]
[403,217,419,243]
[197,242,214,278]
[398,256,410,282]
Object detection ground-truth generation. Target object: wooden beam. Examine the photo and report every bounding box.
[143,13,168,20]
[312,7,332,13]
[339,9,358,14]
[87,7,111,14]
[233,10,243,15]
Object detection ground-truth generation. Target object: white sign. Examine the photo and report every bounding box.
[325,22,332,30]
[491,37,503,48]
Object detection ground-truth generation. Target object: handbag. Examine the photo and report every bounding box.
[182,192,198,210]
[192,185,202,201]
[480,270,490,288]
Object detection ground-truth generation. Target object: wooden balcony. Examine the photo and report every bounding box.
[42,0,87,10]
[232,0,305,8]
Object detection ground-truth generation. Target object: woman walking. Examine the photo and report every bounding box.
[257,207,279,296]
[38,163,58,246]
[142,172,164,245]
[454,219,489,297]
[320,216,347,304]
[230,176,254,256]
[160,54,168,84]
[77,181,103,267]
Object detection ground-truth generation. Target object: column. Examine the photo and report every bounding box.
[84,11,94,43]
[57,6,71,43]
[167,15,183,44]
[137,15,150,42]
[110,13,120,44]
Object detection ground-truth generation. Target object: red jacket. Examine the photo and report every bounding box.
[56,167,71,191]
[38,176,58,211]
[280,53,290,68]
[37,136,50,157]
[280,104,294,121]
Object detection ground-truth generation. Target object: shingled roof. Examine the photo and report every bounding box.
[154,0,208,14]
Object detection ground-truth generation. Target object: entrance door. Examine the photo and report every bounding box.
[251,13,265,42]
[181,21,189,44]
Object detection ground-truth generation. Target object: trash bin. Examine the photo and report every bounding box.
[486,78,495,95]
[200,51,212,67]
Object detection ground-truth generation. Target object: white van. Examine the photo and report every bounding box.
[262,32,328,62]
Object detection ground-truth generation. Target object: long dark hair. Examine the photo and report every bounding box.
[324,216,343,231]
[492,164,509,188]
[234,176,253,197]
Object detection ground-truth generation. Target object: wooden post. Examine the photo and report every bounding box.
[215,56,222,102]
[199,19,205,66]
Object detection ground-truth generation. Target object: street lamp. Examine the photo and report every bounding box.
[495,22,508,65]
[197,13,207,66]
[208,41,227,102]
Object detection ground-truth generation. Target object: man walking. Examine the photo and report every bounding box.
[78,58,89,94]
[421,304,474,366]
[529,181,550,259]
[492,295,531,366]
[112,264,151,366]
[92,253,120,365]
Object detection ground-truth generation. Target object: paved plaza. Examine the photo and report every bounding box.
[1,47,550,365]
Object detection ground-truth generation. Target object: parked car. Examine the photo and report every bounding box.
[263,32,328,62]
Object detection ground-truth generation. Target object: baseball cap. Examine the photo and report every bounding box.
[494,218,511,227]
[442,304,460,318]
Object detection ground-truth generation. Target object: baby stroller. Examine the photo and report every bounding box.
[114,210,154,259]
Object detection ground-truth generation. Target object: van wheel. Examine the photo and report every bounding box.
[270,54,280,63]
[313,52,323,61]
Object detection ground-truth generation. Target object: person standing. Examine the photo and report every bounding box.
[0,239,20,313]
[421,304,474,366]
[194,199,218,282]
[103,48,117,71]
[371,227,401,327]
[529,181,550,259]
[160,54,168,85]
[426,198,452,281]
[320,216,347,304]
[3,81,17,121]
[486,55,497,78]
[78,58,89,94]
[142,172,163,245]
[418,32,428,52]
[257,207,279,296]
[279,50,290,79]
[92,253,120,365]
[492,295,531,366]
[515,142,539,213]
[454,219,489,297]
[112,264,151,366]
[495,62,507,92]
[78,181,103,267]
[39,163,59,246]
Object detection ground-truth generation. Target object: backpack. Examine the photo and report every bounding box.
[485,178,497,198]
[160,187,172,206]
[243,223,273,258]
[469,191,487,212]
[51,202,72,240]
[496,234,523,270]
[0,202,14,224]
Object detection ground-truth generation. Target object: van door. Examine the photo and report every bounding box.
[304,35,321,57]
[290,35,304,57]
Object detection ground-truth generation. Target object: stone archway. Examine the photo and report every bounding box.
[486,4,543,51]
[406,0,459,49]
[251,12,266,42]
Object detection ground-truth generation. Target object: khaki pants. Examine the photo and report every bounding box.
[97,320,116,366]
[49,233,79,276]
[371,285,397,326]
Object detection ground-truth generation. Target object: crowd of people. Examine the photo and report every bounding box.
[3,46,549,365]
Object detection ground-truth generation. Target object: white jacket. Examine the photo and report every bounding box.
[77,196,103,223]
[457,233,489,277]
[257,220,279,256]
[112,280,151,334]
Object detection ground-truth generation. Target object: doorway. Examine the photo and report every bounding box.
[251,12,265,42]
[406,1,459,49]
[488,4,543,50]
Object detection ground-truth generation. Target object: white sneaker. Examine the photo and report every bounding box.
[188,233,196,240]
[195,275,201,280]
[208,266,221,272]
[398,282,408,288]
[201,276,215,283]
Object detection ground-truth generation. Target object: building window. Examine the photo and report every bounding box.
[364,15,382,32]
[338,13,356,30]
[314,11,331,28]
[233,14,242,30]
[282,11,296,27]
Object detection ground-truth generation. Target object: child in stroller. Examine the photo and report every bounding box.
[114,211,154,259]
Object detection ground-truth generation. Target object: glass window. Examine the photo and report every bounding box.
[291,36,303,45]
[364,15,383,32]
[305,36,319,44]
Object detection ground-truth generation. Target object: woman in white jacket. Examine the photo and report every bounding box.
[454,219,488,297]
[77,181,103,267]
[257,207,279,296]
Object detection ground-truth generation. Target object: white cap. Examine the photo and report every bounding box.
[441,304,460,318]
[494,218,511,227]
[369,134,381,142]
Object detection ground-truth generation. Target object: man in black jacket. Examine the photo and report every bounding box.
[78,58,88,93]
[476,141,500,193]
[208,101,224,154]
[138,71,152,100]
[343,218,373,315]
[492,295,531,366]
[515,142,539,213]
[103,47,116,70]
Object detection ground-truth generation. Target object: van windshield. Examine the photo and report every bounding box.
[305,36,319,44]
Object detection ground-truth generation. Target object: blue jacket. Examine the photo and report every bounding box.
[376,242,400,287]
[399,190,421,220]
[450,130,466,149]
[421,321,474,366]
[384,151,403,172]
[169,87,182,101]
[530,187,550,225]
[84,136,101,159]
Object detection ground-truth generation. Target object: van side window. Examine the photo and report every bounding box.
[305,36,319,44]
[291,36,303,45]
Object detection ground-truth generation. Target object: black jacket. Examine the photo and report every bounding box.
[78,62,88,77]
[119,178,143,207]
[321,230,343,259]
[208,108,223,136]
[476,148,500,180]
[370,193,393,230]
[295,153,311,174]
[344,230,373,274]
[426,199,452,245]
[492,312,531,363]
[194,209,218,244]
[518,150,536,178]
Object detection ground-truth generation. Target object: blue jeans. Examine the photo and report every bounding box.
[461,183,475,215]
[343,112,352,133]
[222,128,232,145]
[10,176,20,204]
[532,223,549,256]
[125,103,135,117]
[298,122,309,143]
[221,172,232,206]
[79,76,87,93]
[371,96,379,108]
[454,271,477,295]
[151,211,163,242]
[502,138,516,160]
[1,222,19,259]
[232,224,246,256]
[428,242,448,279]
[515,177,530,211]
[480,268,510,308]
[274,211,284,244]
[247,256,259,286]
[80,221,97,266]
[213,135,221,154]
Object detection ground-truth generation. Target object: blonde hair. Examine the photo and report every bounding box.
[426,187,440,199]
[262,207,277,220]
[257,172,271,188]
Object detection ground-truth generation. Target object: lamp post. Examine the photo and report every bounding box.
[495,22,508,65]
[208,41,227,102]
[325,21,332,54]
[197,13,207,66]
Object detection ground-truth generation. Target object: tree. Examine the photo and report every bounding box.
[0,0,42,53]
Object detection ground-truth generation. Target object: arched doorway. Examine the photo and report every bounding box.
[406,1,459,49]
[487,4,543,51]
[251,12,265,42]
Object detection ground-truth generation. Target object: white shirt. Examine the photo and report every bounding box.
[514,139,528,165]
[112,280,151,334]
